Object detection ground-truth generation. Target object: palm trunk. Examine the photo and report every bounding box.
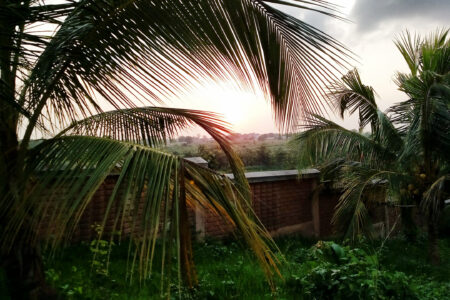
[0,133,56,298]
[0,3,58,296]
[401,206,417,242]
[3,241,59,300]
[428,219,440,265]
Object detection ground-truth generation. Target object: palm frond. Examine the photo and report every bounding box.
[327,69,378,131]
[58,106,250,200]
[0,79,31,120]
[420,28,450,74]
[421,175,449,221]
[332,168,392,241]
[184,162,280,285]
[59,107,230,148]
[394,30,422,76]
[19,0,351,145]
[294,114,395,172]
[386,98,415,135]
[297,28,449,243]
[3,136,278,287]
[374,110,403,152]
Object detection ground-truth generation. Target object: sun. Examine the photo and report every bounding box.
[175,81,272,133]
[219,98,246,126]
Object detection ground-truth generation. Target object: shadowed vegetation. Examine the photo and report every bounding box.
[294,29,450,263]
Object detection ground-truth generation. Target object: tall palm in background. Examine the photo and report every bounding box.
[294,29,450,264]
[0,0,349,298]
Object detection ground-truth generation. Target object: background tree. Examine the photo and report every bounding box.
[294,29,449,264]
[256,144,271,166]
[0,0,349,298]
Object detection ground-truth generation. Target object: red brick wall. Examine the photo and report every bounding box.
[67,175,320,241]
[71,175,135,242]
[191,178,318,239]
[203,209,235,239]
[251,179,314,231]
[56,173,391,242]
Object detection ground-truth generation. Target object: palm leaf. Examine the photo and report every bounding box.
[394,30,422,76]
[421,175,449,221]
[294,114,395,172]
[3,136,279,289]
[19,0,351,148]
[327,69,378,131]
[58,106,250,200]
[332,167,392,241]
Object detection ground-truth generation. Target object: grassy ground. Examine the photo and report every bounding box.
[1,235,448,299]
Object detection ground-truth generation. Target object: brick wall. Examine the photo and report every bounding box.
[62,169,390,241]
[198,176,318,239]
[252,179,313,230]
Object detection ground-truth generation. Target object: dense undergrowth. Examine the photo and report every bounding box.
[1,236,449,299]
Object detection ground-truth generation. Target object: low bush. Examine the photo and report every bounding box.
[286,241,417,299]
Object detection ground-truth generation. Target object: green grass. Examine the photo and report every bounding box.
[1,236,449,299]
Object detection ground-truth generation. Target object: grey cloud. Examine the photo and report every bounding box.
[351,0,450,32]
[276,4,335,31]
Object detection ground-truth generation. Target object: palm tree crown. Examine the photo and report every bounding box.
[294,29,450,262]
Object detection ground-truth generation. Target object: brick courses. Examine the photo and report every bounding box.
[40,169,391,242]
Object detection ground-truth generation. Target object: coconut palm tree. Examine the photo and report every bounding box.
[0,0,349,298]
[294,29,449,264]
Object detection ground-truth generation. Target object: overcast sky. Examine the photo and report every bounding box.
[178,0,450,135]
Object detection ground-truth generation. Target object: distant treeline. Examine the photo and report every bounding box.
[166,137,299,172]
[174,132,293,145]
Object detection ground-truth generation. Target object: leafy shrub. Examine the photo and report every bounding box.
[286,241,417,299]
[45,265,120,299]
[44,225,121,299]
[413,279,450,300]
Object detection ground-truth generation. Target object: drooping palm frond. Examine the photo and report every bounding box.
[3,135,278,289]
[421,175,449,221]
[386,98,416,135]
[59,107,229,147]
[374,110,403,151]
[58,106,250,199]
[183,162,280,285]
[17,0,351,150]
[327,69,378,131]
[332,167,393,241]
[333,183,371,241]
[294,114,396,173]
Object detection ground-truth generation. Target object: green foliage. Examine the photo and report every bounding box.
[89,224,117,277]
[293,29,450,243]
[45,264,121,299]
[413,280,450,300]
[286,241,416,299]
[21,237,448,299]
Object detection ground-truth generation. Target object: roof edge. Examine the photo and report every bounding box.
[225,169,320,183]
